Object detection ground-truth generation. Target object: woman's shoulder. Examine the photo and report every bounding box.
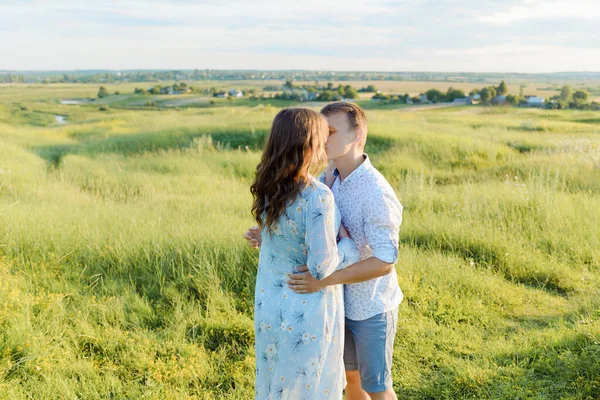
[302,177,334,206]
[302,177,332,195]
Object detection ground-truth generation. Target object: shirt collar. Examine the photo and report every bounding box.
[334,154,371,186]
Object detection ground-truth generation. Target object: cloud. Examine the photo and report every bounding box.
[478,0,600,24]
[0,0,598,71]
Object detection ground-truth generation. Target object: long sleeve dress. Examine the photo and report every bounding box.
[254,178,360,399]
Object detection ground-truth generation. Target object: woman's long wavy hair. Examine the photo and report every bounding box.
[251,108,327,232]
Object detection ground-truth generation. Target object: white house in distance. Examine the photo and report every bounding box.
[229,89,244,98]
[525,96,545,107]
[452,95,480,105]
[452,97,469,105]
[299,90,318,101]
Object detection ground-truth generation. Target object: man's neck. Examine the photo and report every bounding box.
[335,152,365,181]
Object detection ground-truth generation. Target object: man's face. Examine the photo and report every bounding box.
[324,112,356,161]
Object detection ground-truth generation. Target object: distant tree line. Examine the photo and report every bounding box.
[358,84,378,93]
[135,82,191,95]
[94,79,598,110]
[0,73,25,83]
[270,81,359,101]
[6,70,600,86]
[371,92,412,103]
[130,82,213,96]
[384,80,599,110]
[546,85,598,110]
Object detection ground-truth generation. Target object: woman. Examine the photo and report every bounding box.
[250,108,359,399]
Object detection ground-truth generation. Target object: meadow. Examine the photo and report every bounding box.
[0,83,599,399]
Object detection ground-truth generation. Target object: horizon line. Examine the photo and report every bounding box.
[2,69,600,75]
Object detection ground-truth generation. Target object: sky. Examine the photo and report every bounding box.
[1,0,599,72]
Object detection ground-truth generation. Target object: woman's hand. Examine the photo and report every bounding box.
[288,265,328,294]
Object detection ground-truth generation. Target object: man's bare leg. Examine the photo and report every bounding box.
[345,370,370,400]
[367,388,398,400]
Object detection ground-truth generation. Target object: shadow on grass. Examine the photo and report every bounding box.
[576,118,600,124]
[395,334,600,400]
[31,127,270,169]
[33,119,400,171]
[402,232,575,295]
[492,331,600,398]
[111,97,300,110]
[504,141,550,153]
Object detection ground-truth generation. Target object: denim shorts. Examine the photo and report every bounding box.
[344,307,399,393]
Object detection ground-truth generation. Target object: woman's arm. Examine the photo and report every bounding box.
[304,186,358,280]
[288,257,393,294]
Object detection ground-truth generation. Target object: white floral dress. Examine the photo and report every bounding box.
[254,178,359,399]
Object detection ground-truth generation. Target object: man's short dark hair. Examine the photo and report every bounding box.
[320,102,367,130]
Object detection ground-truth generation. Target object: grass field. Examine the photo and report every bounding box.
[1,84,599,399]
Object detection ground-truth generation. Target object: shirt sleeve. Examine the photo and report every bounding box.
[335,237,360,271]
[363,188,403,264]
[305,186,359,280]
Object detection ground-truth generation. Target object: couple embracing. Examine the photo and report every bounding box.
[244,102,403,399]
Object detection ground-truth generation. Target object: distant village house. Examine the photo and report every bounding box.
[452,97,469,105]
[524,96,545,107]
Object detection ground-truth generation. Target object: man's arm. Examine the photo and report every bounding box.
[288,257,393,294]
[289,185,402,294]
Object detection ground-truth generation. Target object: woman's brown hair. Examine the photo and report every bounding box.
[250,108,327,232]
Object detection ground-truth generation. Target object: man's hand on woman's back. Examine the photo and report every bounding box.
[338,223,350,240]
[243,225,262,249]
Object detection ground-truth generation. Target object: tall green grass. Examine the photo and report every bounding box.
[1,84,599,399]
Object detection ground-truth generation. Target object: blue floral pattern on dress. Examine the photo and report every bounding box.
[254,178,359,399]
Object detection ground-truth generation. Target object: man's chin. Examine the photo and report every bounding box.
[326,153,339,162]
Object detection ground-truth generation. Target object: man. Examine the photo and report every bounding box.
[244,102,403,400]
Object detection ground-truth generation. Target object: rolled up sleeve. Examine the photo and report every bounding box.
[363,190,403,264]
[336,237,360,270]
